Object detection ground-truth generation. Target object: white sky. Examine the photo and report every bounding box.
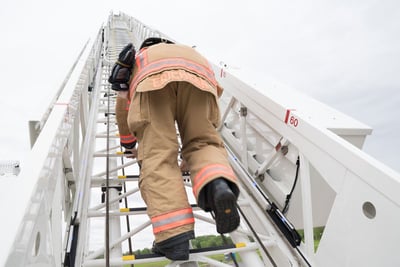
[0,0,399,169]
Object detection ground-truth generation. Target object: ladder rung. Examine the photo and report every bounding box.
[88,204,200,217]
[119,204,198,213]
[97,119,116,123]
[95,134,119,138]
[93,152,131,157]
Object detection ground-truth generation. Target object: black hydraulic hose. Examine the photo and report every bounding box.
[282,156,300,215]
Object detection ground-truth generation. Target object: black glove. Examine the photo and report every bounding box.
[117,43,136,67]
[111,82,129,91]
[108,43,136,91]
[108,64,131,90]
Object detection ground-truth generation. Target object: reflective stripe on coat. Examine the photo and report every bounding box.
[129,43,223,98]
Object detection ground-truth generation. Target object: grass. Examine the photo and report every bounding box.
[296,226,324,252]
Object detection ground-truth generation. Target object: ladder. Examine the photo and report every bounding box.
[1,11,400,267]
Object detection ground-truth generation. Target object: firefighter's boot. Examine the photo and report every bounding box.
[152,231,194,261]
[205,178,240,233]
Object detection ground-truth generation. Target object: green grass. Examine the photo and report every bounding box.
[296,226,324,252]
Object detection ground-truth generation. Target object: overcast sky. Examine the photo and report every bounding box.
[0,0,399,174]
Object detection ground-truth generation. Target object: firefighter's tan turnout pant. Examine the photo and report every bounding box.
[127,81,237,243]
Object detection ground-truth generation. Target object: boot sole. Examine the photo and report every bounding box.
[213,190,240,234]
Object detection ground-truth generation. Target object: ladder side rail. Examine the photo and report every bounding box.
[0,37,98,266]
[214,65,400,204]
[35,41,91,138]
[70,39,107,266]
[120,12,176,48]
[214,65,400,266]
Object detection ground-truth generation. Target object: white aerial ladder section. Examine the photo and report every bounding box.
[1,12,400,267]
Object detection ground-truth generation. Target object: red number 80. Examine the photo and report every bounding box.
[290,116,298,127]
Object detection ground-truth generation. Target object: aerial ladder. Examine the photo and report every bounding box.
[1,12,400,267]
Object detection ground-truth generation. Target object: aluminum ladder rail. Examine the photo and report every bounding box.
[214,42,400,266]
[71,18,136,267]
[0,27,104,266]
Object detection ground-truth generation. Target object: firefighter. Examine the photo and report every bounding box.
[108,39,240,261]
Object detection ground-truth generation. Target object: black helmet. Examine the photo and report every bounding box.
[139,37,174,50]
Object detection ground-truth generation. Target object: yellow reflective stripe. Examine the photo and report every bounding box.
[122,255,135,261]
[235,242,246,248]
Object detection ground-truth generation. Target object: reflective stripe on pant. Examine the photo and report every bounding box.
[152,207,195,235]
[127,81,237,242]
